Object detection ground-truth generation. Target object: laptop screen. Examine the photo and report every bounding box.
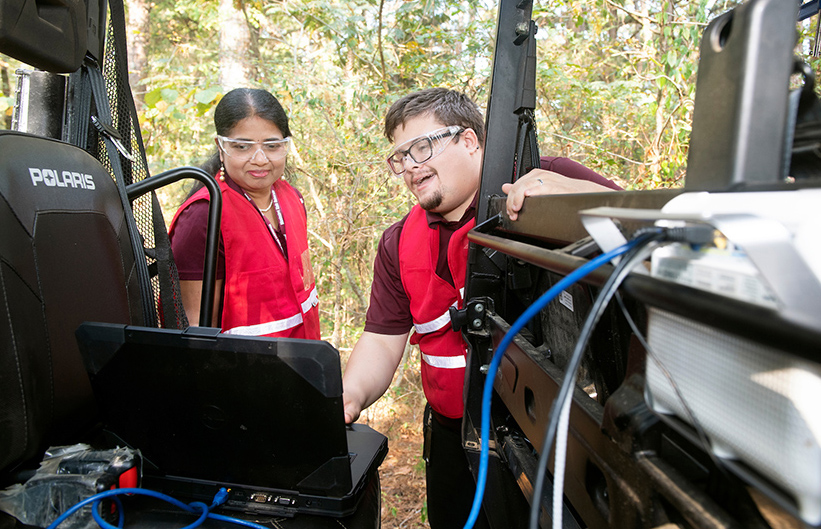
[75,323,353,496]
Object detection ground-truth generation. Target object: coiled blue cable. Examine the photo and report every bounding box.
[462,237,641,529]
[46,486,268,529]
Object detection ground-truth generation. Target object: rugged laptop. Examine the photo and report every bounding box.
[75,322,387,517]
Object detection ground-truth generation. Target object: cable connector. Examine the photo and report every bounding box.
[211,487,229,508]
[659,225,716,245]
[630,225,715,246]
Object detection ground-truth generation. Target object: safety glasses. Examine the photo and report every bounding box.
[217,136,291,162]
[386,125,464,175]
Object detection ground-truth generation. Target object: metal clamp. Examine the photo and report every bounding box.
[449,297,494,334]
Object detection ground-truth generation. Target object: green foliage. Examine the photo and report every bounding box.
[413,456,426,475]
[0,55,26,125]
[116,0,814,350]
[0,96,14,115]
[532,0,744,189]
[129,0,498,349]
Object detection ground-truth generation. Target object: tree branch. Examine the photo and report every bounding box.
[546,130,651,166]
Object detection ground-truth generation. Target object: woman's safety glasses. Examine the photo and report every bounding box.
[386,125,464,175]
[217,136,291,162]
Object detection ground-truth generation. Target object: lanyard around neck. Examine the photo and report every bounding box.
[244,188,286,256]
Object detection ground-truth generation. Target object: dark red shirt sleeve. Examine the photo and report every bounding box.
[170,199,226,281]
[363,219,414,335]
[540,156,623,191]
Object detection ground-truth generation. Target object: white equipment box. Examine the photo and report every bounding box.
[581,189,821,525]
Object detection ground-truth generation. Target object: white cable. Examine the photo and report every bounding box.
[535,240,661,529]
[552,377,574,529]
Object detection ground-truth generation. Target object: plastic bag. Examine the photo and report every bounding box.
[0,444,140,529]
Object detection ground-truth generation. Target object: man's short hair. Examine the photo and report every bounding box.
[384,88,485,144]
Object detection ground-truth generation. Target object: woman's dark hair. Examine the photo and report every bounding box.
[201,88,292,177]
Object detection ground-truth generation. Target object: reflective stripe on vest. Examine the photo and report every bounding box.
[413,288,464,334]
[300,285,319,314]
[223,312,303,336]
[414,302,455,334]
[421,352,467,369]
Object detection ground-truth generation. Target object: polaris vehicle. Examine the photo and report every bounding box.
[1,0,820,528]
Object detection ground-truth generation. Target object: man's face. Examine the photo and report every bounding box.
[390,114,482,221]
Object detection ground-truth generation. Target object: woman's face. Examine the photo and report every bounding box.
[218,115,287,197]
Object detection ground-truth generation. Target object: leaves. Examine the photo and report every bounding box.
[118,0,814,342]
[532,0,748,189]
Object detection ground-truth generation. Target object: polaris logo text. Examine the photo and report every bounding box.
[29,168,96,190]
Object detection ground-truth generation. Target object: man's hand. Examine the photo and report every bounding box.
[342,331,409,424]
[501,169,610,221]
[343,387,365,424]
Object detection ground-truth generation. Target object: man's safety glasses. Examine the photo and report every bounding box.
[386,125,464,175]
[217,136,291,161]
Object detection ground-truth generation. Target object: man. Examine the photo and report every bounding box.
[342,88,616,528]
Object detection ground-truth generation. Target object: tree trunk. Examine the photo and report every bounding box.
[125,0,149,108]
[219,0,253,89]
[1,66,11,129]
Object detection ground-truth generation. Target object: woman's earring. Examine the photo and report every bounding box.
[218,162,226,182]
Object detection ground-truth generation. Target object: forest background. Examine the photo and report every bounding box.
[0,0,818,526]
[111,0,814,351]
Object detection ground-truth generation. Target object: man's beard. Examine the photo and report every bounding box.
[419,189,443,211]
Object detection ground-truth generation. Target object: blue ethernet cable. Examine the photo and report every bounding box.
[462,236,643,529]
[534,239,661,529]
[47,486,267,529]
[90,497,209,529]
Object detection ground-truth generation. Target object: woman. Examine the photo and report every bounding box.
[169,88,320,339]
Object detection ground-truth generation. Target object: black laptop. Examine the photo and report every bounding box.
[75,322,388,518]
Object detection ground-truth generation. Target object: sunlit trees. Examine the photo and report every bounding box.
[532,0,745,188]
[120,0,818,345]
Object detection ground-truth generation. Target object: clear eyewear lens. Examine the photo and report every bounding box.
[386,126,463,175]
[218,137,290,161]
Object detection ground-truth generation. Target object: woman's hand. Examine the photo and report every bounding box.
[501,169,611,221]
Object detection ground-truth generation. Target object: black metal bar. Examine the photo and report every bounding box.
[487,189,681,246]
[477,0,538,227]
[466,0,541,328]
[799,0,821,21]
[12,71,66,138]
[461,2,544,527]
[126,167,221,328]
[468,229,821,361]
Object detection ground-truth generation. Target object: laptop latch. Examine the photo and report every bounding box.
[181,326,221,339]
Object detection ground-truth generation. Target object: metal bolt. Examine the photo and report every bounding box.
[515,22,529,35]
[475,303,484,313]
[480,364,489,374]
[472,318,482,329]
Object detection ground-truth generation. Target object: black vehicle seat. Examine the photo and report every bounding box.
[0,130,148,480]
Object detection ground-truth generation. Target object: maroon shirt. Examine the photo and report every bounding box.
[364,200,476,335]
[539,156,623,191]
[363,156,619,335]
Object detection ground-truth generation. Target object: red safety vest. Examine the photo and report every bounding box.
[398,205,475,419]
[170,178,320,339]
